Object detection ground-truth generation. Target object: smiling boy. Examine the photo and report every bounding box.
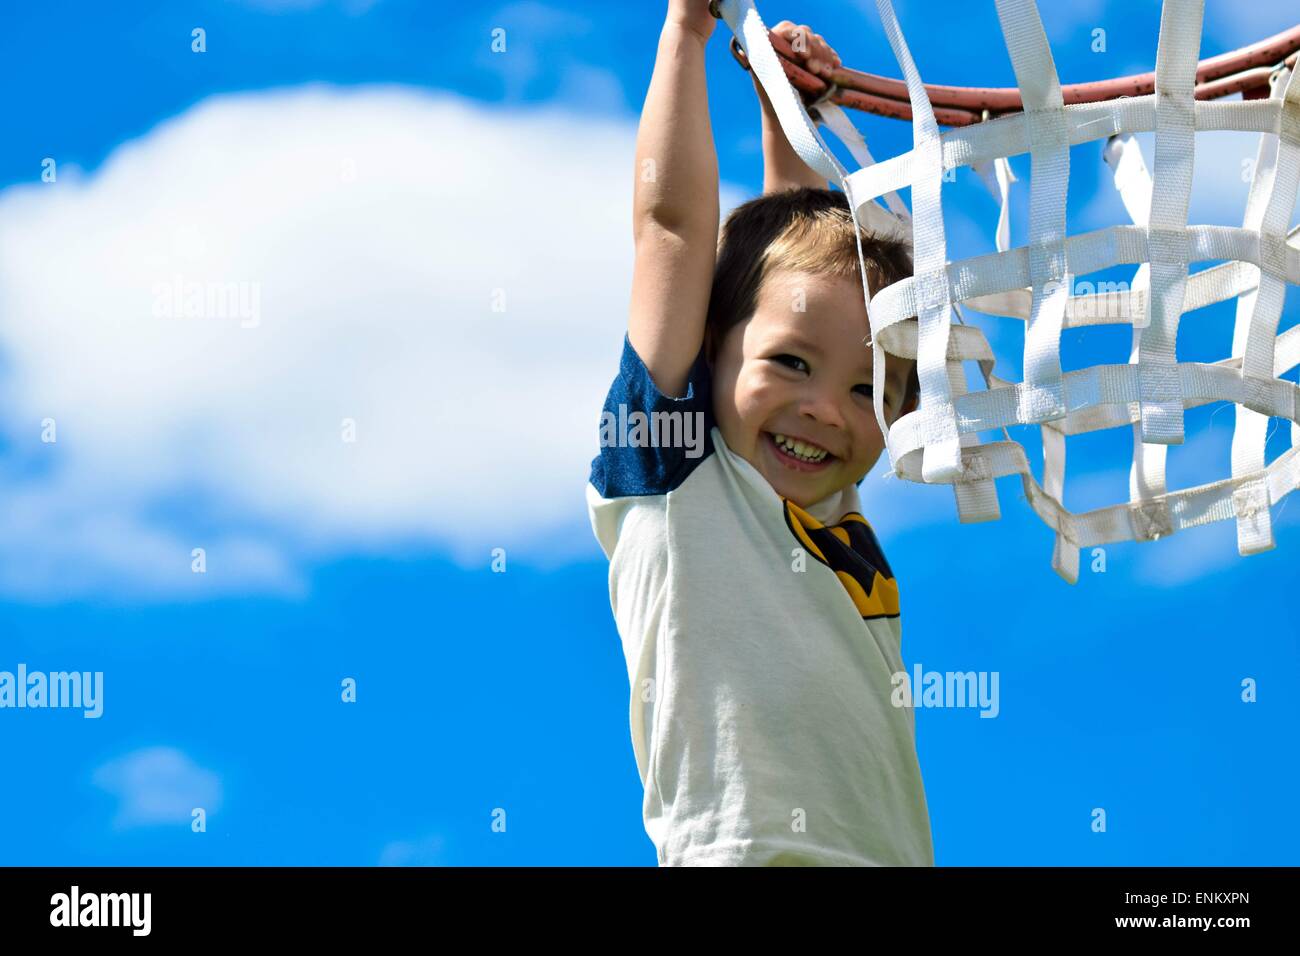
[585,3,932,866]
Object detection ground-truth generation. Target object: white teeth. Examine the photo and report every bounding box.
[772,433,827,462]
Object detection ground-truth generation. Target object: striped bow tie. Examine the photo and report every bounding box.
[781,498,900,620]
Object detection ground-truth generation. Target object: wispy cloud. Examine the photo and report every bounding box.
[479,3,613,107]
[92,746,223,830]
[1077,126,1276,233]
[378,832,449,865]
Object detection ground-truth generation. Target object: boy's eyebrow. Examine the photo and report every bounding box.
[771,331,880,380]
[767,331,824,357]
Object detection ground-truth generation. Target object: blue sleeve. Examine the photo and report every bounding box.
[588,332,716,498]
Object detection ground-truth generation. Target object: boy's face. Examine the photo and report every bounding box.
[708,268,916,509]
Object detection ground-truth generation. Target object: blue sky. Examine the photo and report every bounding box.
[0,0,1297,866]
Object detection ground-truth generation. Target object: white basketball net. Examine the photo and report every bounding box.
[716,0,1300,583]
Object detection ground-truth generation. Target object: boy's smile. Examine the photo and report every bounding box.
[762,430,835,472]
[708,268,915,508]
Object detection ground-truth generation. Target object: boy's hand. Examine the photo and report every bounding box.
[667,0,718,43]
[755,20,842,193]
[771,20,841,79]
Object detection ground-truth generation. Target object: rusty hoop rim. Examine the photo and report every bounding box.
[732,23,1300,126]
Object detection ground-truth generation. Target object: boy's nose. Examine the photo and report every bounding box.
[797,386,847,432]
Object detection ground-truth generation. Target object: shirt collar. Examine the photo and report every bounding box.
[712,426,864,525]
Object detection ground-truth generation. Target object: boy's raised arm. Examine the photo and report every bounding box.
[755,21,841,194]
[627,2,720,399]
[754,72,826,193]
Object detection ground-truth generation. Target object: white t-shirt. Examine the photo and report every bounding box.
[586,332,934,866]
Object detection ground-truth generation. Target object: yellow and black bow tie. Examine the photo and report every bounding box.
[781,498,900,620]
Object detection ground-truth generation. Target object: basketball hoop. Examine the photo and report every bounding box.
[714,0,1300,584]
[729,23,1300,125]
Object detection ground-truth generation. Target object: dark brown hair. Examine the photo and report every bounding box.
[704,186,919,409]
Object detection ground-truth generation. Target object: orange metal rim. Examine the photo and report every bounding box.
[732,23,1300,126]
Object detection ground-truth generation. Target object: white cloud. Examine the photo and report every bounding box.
[0,85,755,600]
[1078,121,1300,234]
[92,746,222,830]
[1179,127,1272,227]
[479,3,609,107]
[554,63,627,114]
[1131,518,1237,586]
[378,832,448,865]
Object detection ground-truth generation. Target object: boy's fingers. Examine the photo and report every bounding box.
[771,20,840,77]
